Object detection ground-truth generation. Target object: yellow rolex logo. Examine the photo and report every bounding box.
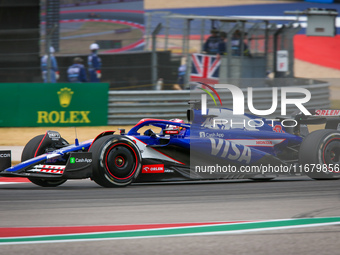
[57,87,74,108]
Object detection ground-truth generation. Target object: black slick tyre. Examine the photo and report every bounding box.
[299,129,340,180]
[89,135,142,187]
[21,134,68,187]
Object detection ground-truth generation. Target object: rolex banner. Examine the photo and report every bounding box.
[0,83,109,127]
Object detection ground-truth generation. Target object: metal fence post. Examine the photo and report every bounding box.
[151,23,163,88]
[45,24,57,83]
[144,12,152,51]
[164,16,170,51]
[273,25,285,79]
[200,19,205,52]
[183,19,191,87]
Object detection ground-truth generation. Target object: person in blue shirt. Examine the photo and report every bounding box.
[203,28,222,55]
[41,46,59,83]
[177,57,187,89]
[231,30,250,57]
[217,31,227,59]
[88,43,102,82]
[67,57,87,82]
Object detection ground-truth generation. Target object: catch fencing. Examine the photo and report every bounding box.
[108,81,330,125]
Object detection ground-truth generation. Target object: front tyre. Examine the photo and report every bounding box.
[89,135,142,187]
[299,129,340,180]
[21,134,68,187]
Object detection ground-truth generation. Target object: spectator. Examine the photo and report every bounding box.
[67,57,87,82]
[88,43,102,82]
[177,57,187,89]
[231,30,250,57]
[217,31,228,59]
[203,28,222,55]
[41,46,59,83]
[172,57,186,90]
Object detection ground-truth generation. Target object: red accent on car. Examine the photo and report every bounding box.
[105,143,138,180]
[142,164,165,174]
[34,132,48,157]
[164,129,180,135]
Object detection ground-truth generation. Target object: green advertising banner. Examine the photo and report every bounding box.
[0,83,109,127]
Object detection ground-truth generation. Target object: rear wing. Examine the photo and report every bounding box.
[293,109,340,129]
[313,109,340,117]
[313,109,340,129]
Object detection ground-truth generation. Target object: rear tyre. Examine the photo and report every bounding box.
[22,134,68,187]
[299,129,340,180]
[89,135,142,188]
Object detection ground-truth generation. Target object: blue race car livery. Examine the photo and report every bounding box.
[1,103,340,187]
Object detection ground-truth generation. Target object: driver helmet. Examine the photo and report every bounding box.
[167,118,185,130]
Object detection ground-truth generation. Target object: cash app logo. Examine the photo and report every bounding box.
[70,157,76,164]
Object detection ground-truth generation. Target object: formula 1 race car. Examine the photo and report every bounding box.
[0,103,340,187]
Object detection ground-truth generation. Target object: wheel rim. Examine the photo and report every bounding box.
[322,138,340,175]
[323,139,340,163]
[105,143,138,180]
[114,156,125,168]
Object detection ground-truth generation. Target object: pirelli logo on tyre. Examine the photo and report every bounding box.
[142,164,164,173]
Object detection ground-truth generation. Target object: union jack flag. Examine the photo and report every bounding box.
[190,53,220,83]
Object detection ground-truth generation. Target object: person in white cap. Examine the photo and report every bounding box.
[41,46,59,83]
[88,43,102,82]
